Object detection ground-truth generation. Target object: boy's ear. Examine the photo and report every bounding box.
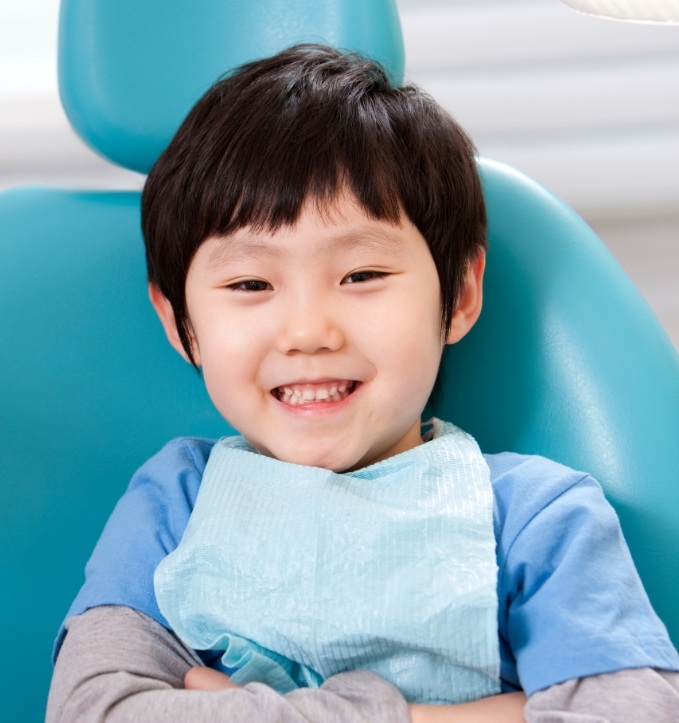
[446,251,486,345]
[148,283,199,364]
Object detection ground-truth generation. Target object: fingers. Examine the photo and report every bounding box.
[184,666,242,691]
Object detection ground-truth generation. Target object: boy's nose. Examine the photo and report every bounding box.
[275,303,345,355]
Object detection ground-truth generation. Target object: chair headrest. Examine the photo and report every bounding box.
[58,0,405,174]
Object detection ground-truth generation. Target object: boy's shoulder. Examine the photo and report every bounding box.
[483,451,609,551]
[140,435,217,472]
[484,450,593,506]
[111,437,219,548]
[128,436,217,496]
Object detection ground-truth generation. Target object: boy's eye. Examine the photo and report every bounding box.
[227,279,272,292]
[342,270,388,284]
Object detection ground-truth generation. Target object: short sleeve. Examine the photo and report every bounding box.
[489,453,679,696]
[52,437,214,662]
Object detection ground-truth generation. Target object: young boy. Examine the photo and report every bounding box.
[47,45,679,722]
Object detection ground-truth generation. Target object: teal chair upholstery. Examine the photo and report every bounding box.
[1,1,677,720]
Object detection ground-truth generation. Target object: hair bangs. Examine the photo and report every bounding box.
[191,100,407,243]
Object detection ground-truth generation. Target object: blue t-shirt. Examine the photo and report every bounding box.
[55,437,679,696]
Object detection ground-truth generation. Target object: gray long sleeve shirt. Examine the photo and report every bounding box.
[47,606,679,722]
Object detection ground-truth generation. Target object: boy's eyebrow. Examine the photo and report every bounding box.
[206,226,406,269]
[207,238,281,269]
[325,228,406,254]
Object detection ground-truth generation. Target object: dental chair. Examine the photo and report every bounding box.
[1,0,677,719]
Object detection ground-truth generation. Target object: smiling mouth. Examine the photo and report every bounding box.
[273,380,359,406]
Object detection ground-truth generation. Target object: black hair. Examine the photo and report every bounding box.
[142,44,487,364]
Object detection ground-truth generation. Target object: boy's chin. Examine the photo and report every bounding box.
[246,422,426,472]
[252,441,368,473]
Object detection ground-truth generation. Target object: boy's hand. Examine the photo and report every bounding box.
[184,666,242,691]
[183,668,526,723]
[408,692,526,722]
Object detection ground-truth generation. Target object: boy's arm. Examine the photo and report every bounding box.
[49,605,524,723]
[46,605,411,723]
[186,668,528,722]
[525,668,679,722]
[408,669,679,723]
[186,666,679,723]
[48,607,679,723]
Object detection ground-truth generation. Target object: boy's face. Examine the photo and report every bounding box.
[153,191,482,472]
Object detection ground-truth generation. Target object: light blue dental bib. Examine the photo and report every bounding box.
[154,420,500,703]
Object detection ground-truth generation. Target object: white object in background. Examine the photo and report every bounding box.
[559,0,679,23]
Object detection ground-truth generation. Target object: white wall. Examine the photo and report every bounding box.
[396,0,679,349]
[1,0,678,347]
[0,0,145,189]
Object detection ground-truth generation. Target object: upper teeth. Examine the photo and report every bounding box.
[278,382,353,405]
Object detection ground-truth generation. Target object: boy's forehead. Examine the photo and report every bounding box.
[202,203,412,269]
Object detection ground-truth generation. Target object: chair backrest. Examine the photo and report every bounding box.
[437,158,679,647]
[2,1,678,721]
